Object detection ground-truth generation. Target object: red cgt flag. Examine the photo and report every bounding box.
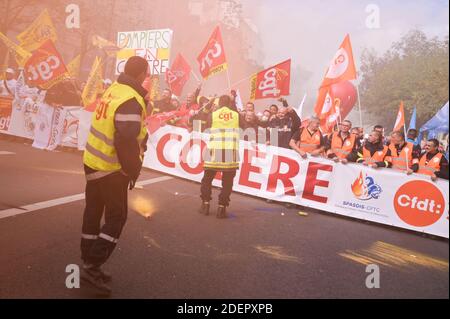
[166,53,191,96]
[197,26,227,79]
[24,39,69,90]
[145,107,191,134]
[250,59,291,100]
[146,111,178,134]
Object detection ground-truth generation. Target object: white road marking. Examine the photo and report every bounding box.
[0,151,15,155]
[0,175,173,220]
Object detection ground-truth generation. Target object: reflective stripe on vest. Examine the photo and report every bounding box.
[204,106,240,170]
[83,82,147,172]
[362,145,388,164]
[331,132,356,159]
[297,129,321,153]
[85,170,117,181]
[388,142,413,171]
[417,152,442,176]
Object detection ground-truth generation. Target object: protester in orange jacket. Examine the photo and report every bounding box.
[289,116,325,158]
[349,130,389,168]
[325,120,360,164]
[417,139,449,181]
[385,131,421,174]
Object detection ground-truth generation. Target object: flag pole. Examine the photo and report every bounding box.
[226,68,231,92]
[296,93,307,118]
[230,73,254,88]
[190,70,201,83]
[403,123,409,172]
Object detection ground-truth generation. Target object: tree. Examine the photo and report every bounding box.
[359,29,449,130]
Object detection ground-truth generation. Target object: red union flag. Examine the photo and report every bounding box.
[250,59,291,100]
[393,101,405,132]
[165,53,191,96]
[320,34,357,88]
[314,34,357,117]
[24,39,68,90]
[145,111,178,134]
[314,86,338,133]
[197,26,227,79]
[316,87,334,119]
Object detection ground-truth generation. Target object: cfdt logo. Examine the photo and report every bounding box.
[394,180,445,227]
[351,171,382,201]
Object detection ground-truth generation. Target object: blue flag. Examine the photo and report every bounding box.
[419,101,449,139]
[408,107,417,131]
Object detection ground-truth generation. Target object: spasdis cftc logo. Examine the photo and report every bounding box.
[394,180,446,227]
[351,171,382,200]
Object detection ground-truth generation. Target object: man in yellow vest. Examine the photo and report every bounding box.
[80,56,149,294]
[417,139,449,181]
[199,95,241,219]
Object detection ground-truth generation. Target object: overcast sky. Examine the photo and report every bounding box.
[240,0,449,119]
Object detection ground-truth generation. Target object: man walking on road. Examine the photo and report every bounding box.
[80,56,149,294]
[198,95,241,219]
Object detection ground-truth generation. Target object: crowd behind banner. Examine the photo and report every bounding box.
[0,65,449,181]
[0,65,449,238]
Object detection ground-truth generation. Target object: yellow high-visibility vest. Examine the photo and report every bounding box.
[83,82,147,172]
[204,106,240,170]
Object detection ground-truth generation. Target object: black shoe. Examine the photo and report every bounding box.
[199,202,210,216]
[81,267,112,296]
[217,205,227,219]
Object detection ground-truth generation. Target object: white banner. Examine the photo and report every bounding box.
[77,109,92,150]
[32,103,67,151]
[8,97,40,139]
[60,107,82,148]
[116,29,173,75]
[1,96,90,151]
[143,125,449,239]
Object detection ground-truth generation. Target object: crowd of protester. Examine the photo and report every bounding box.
[1,67,448,181]
[147,85,449,182]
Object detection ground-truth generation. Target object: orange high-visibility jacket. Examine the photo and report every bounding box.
[330,132,356,159]
[387,142,416,171]
[417,152,443,176]
[297,128,322,153]
[362,145,388,165]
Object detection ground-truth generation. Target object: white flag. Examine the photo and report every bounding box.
[296,93,307,118]
[235,89,244,110]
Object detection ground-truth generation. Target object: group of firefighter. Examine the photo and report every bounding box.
[78,56,447,295]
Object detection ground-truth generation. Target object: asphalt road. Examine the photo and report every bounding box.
[0,136,448,299]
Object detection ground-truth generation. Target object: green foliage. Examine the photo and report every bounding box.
[359,29,449,130]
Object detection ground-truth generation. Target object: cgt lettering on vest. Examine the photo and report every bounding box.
[218,111,235,121]
[146,127,335,206]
